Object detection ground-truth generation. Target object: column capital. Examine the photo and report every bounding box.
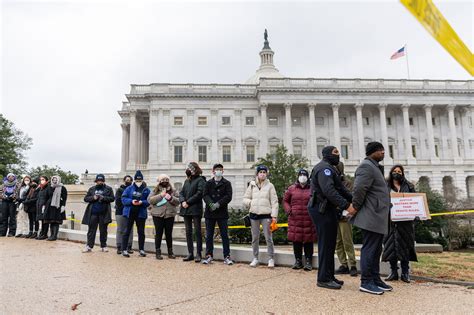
[284,102,292,110]
[186,109,194,115]
[211,109,218,115]
[378,103,388,110]
[260,102,268,109]
[150,108,160,115]
[401,102,410,109]
[129,108,137,115]
[308,103,317,110]
[423,103,434,111]
[447,103,456,111]
[120,122,129,129]
[234,108,242,115]
[354,102,364,110]
[331,103,340,111]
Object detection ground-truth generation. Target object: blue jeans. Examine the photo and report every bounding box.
[205,218,230,258]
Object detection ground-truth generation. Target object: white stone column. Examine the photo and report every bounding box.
[211,109,219,162]
[160,109,170,164]
[402,103,415,162]
[378,103,392,164]
[234,109,243,164]
[148,108,159,168]
[137,123,143,165]
[354,102,365,161]
[120,123,129,172]
[447,104,461,162]
[308,103,317,164]
[127,109,138,170]
[187,109,194,162]
[284,103,293,153]
[259,103,268,158]
[332,103,341,150]
[423,104,439,163]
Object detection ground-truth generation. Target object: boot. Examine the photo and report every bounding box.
[194,253,202,263]
[401,272,410,283]
[155,249,163,260]
[335,265,350,274]
[183,254,194,262]
[385,270,399,281]
[292,258,303,270]
[49,224,59,241]
[25,232,33,239]
[15,234,23,238]
[168,248,176,259]
[31,232,38,239]
[38,224,49,240]
[304,257,313,271]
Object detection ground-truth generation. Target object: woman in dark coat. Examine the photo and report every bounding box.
[23,178,40,238]
[283,169,316,271]
[42,175,67,241]
[179,162,206,262]
[36,176,52,240]
[382,164,417,283]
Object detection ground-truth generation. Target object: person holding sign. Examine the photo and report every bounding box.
[382,165,417,283]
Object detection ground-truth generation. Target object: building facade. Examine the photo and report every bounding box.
[117,36,474,207]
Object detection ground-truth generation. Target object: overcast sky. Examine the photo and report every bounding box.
[1,0,472,176]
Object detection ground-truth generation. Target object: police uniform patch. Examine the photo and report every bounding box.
[324,169,332,176]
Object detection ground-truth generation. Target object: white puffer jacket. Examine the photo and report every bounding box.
[243,178,279,218]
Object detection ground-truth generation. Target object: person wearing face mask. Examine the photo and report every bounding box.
[42,175,68,241]
[148,174,179,260]
[82,174,115,253]
[121,170,151,257]
[114,175,134,255]
[15,176,32,237]
[283,169,316,271]
[0,173,20,237]
[351,142,392,295]
[179,162,206,262]
[243,165,279,268]
[202,164,234,265]
[23,178,40,238]
[382,165,417,283]
[308,146,354,290]
[36,176,52,240]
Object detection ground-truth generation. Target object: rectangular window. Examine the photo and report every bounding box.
[198,146,207,163]
[270,145,278,160]
[454,117,458,126]
[341,145,349,159]
[245,116,255,126]
[292,117,302,126]
[246,145,255,162]
[197,116,208,126]
[317,145,325,159]
[315,117,324,125]
[389,145,394,159]
[339,117,348,127]
[386,117,392,126]
[412,145,417,158]
[409,117,414,126]
[222,145,231,162]
[364,117,370,126]
[268,117,278,126]
[221,116,231,126]
[432,117,436,126]
[435,145,439,157]
[174,146,183,163]
[293,145,303,158]
[174,116,183,126]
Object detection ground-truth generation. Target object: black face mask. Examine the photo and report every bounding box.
[392,173,403,181]
[326,154,340,166]
[125,181,132,187]
[96,183,104,187]
[31,183,38,188]
[159,182,168,187]
[185,170,192,177]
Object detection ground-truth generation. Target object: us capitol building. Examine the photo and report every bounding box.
[115,32,474,206]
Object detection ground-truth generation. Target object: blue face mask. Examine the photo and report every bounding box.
[215,171,223,178]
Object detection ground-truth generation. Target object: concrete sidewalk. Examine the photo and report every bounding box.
[1,238,473,314]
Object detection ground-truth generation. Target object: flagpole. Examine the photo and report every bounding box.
[405,44,411,80]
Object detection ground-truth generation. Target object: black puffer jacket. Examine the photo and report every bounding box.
[23,187,39,213]
[179,176,206,217]
[382,179,418,262]
[36,185,53,220]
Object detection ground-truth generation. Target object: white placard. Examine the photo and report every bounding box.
[390,195,430,221]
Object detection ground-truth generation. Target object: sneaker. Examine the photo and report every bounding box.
[139,250,147,257]
[82,245,92,253]
[375,280,393,292]
[101,247,109,253]
[224,256,234,265]
[249,258,259,268]
[122,251,130,258]
[350,266,358,277]
[359,282,384,295]
[268,259,275,268]
[335,265,350,274]
[116,249,122,255]
[202,255,213,265]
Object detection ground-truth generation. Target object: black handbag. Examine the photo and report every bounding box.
[243,215,251,227]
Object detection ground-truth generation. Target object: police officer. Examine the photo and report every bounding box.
[308,145,354,290]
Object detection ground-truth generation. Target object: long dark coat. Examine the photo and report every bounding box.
[43,186,67,223]
[283,183,316,243]
[179,176,206,217]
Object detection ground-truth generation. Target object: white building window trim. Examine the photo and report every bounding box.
[173,116,184,127]
[197,116,209,127]
[245,116,256,126]
[221,116,232,127]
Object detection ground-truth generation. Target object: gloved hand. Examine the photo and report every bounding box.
[61,206,66,213]
[210,202,220,211]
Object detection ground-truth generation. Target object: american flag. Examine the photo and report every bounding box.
[390,46,406,60]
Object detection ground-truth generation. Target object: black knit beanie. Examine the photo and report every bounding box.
[366,142,385,156]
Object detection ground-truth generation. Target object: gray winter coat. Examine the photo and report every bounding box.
[351,157,390,235]
[148,186,179,218]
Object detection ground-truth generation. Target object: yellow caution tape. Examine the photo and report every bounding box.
[430,210,474,217]
[400,0,473,75]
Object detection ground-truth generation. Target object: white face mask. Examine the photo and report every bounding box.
[24,180,31,185]
[298,176,308,184]
[214,170,223,178]
[135,181,143,187]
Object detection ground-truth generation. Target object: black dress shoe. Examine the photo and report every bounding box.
[31,232,38,239]
[401,272,411,283]
[333,277,344,285]
[317,281,342,290]
[183,254,194,262]
[25,232,33,238]
[15,234,23,238]
[292,258,304,270]
[385,271,399,281]
[350,266,358,277]
[335,265,350,274]
[194,255,202,263]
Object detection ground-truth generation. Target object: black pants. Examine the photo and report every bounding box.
[87,214,109,248]
[27,211,39,232]
[309,205,338,282]
[360,229,384,285]
[0,201,17,236]
[40,221,49,237]
[205,218,230,258]
[183,215,202,256]
[293,242,314,260]
[152,216,174,252]
[123,209,145,251]
[390,260,409,273]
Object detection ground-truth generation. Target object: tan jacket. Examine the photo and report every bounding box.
[243,178,279,218]
[147,187,179,218]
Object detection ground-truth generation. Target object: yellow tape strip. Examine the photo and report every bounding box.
[430,210,474,217]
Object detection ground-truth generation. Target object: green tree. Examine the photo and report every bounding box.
[0,114,32,177]
[29,165,79,185]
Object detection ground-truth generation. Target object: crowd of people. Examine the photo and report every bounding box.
[0,142,418,295]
